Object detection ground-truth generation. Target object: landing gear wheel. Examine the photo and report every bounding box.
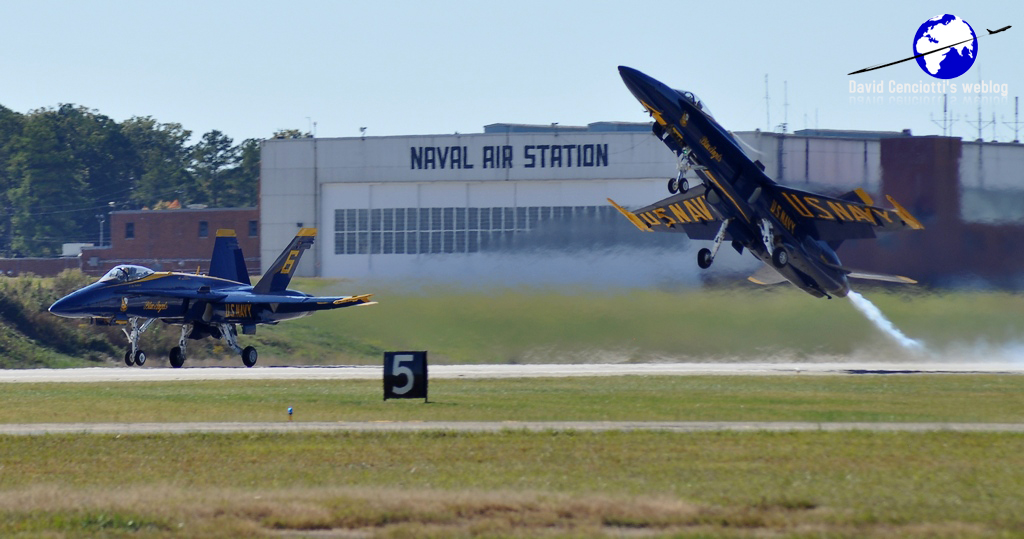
[169,347,185,369]
[667,177,679,194]
[242,346,258,368]
[697,248,714,269]
[133,350,146,367]
[678,179,689,193]
[124,351,134,366]
[771,247,789,268]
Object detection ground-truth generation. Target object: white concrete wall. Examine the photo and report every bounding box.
[734,132,883,193]
[959,141,1024,222]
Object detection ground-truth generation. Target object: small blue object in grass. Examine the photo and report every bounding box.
[288,407,293,421]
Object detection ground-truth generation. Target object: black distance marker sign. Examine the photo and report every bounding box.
[383,351,428,401]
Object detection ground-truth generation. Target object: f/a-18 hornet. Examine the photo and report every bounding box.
[609,66,924,299]
[49,228,375,367]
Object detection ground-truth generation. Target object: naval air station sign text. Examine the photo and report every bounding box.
[410,144,610,170]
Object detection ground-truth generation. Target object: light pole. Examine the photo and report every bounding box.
[95,214,105,247]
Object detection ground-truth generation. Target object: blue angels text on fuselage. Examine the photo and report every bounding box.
[49,228,376,367]
[610,66,924,299]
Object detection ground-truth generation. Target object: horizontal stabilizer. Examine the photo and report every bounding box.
[747,264,788,286]
[847,271,917,284]
[333,294,376,307]
[820,259,919,285]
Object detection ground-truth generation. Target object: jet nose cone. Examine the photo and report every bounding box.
[617,65,646,90]
[49,291,88,318]
[617,66,673,109]
[48,296,71,316]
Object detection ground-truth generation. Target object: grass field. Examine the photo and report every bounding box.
[6,273,1024,367]
[3,376,1024,424]
[245,282,1024,365]
[2,375,1024,537]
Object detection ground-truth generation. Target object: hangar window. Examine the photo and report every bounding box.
[248,220,258,237]
[125,222,135,239]
[334,204,616,256]
[199,221,208,238]
[394,231,405,253]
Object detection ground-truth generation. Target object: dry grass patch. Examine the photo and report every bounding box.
[0,484,1012,538]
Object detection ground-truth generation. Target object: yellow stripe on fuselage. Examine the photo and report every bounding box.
[109,271,248,288]
[702,171,750,223]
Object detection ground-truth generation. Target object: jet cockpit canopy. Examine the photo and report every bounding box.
[679,90,713,118]
[99,264,154,284]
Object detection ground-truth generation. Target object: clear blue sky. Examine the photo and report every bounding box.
[2,1,1020,142]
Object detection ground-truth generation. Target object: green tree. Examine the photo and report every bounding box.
[120,116,194,207]
[192,130,237,207]
[0,105,25,256]
[6,108,91,255]
[217,138,260,207]
[6,105,136,256]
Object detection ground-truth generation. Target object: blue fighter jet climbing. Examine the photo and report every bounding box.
[49,228,375,367]
[609,66,924,298]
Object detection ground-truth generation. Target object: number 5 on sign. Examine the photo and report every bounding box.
[383,351,428,401]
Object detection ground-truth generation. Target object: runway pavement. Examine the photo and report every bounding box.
[0,361,1023,383]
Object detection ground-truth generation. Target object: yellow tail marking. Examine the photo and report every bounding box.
[280,250,301,274]
[216,229,237,237]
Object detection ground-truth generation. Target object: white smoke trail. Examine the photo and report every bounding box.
[847,290,925,352]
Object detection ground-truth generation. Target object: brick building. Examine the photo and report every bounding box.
[79,207,260,276]
[0,207,259,277]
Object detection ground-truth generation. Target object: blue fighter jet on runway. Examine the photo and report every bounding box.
[610,66,924,298]
[49,228,375,368]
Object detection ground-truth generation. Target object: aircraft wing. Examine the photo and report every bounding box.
[608,186,729,240]
[771,186,924,242]
[216,293,376,307]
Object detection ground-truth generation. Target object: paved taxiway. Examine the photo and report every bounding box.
[1,361,1023,384]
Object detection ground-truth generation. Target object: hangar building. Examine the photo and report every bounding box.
[259,123,693,286]
[260,124,1024,287]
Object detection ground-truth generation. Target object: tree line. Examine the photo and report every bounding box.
[0,104,262,257]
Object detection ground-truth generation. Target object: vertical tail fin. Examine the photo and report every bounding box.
[209,229,251,284]
[253,228,316,294]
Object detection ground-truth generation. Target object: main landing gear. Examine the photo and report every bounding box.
[697,218,732,269]
[219,323,258,368]
[169,323,191,368]
[119,319,259,369]
[165,323,259,369]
